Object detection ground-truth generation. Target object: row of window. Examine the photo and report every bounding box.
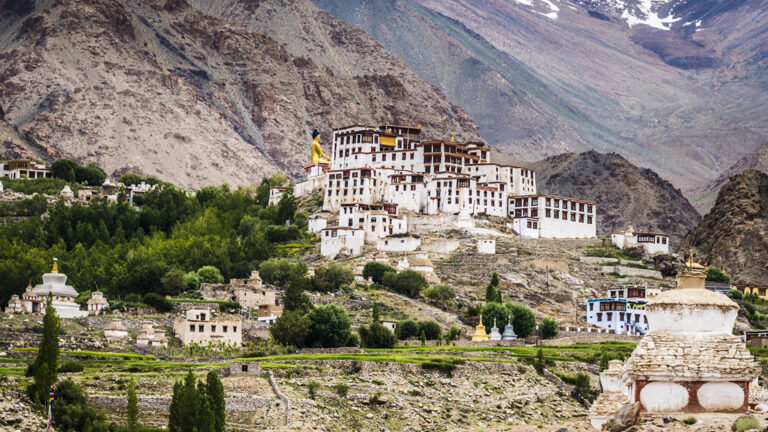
[594,312,647,323]
[189,324,237,333]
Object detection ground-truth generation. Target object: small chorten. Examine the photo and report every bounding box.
[471,315,489,341]
[489,318,502,341]
[501,315,517,340]
[60,185,74,200]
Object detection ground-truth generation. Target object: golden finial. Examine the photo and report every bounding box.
[451,136,455,142]
[417,123,421,129]
[52,258,58,272]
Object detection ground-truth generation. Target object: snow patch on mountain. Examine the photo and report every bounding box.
[621,0,680,30]
[515,0,560,20]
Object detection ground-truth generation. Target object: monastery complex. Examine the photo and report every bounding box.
[293,125,596,256]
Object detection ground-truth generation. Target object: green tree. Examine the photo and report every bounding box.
[424,284,455,305]
[395,320,420,340]
[184,271,201,292]
[705,267,731,284]
[308,304,352,348]
[599,351,610,371]
[270,310,311,348]
[50,159,78,182]
[506,303,537,338]
[127,378,138,431]
[28,294,60,410]
[197,265,225,284]
[481,302,508,329]
[161,268,187,296]
[446,325,461,342]
[362,261,396,284]
[311,263,354,292]
[259,258,307,287]
[206,371,226,432]
[142,292,172,312]
[168,370,214,432]
[277,184,298,224]
[540,317,559,339]
[418,320,442,340]
[729,289,744,300]
[388,270,427,298]
[485,272,502,303]
[360,322,397,348]
[118,173,143,186]
[283,276,313,313]
[168,381,183,432]
[52,379,111,432]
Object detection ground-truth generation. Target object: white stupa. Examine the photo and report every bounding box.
[489,318,502,341]
[29,258,87,318]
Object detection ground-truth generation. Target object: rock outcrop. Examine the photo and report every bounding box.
[530,151,701,247]
[680,169,768,285]
[0,0,479,188]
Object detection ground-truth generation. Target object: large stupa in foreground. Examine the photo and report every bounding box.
[590,256,761,427]
[17,259,88,318]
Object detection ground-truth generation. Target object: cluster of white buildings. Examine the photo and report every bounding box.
[0,159,51,179]
[293,125,596,257]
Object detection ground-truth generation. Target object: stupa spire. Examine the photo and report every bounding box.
[52,257,58,273]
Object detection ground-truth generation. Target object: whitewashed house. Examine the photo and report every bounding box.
[320,227,364,257]
[377,235,421,252]
[477,239,496,254]
[611,226,669,254]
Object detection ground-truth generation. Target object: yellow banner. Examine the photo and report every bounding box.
[380,136,396,147]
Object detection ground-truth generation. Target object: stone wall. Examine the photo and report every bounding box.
[267,371,291,426]
[296,347,364,354]
[88,394,275,411]
[600,266,662,279]
[80,316,173,329]
[542,333,641,346]
[228,361,261,376]
[579,256,619,265]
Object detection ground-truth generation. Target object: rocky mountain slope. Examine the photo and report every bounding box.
[315,0,768,192]
[680,169,768,285]
[690,142,768,213]
[0,0,478,188]
[529,151,700,246]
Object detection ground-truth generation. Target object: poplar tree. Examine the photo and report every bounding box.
[28,293,60,411]
[127,378,138,431]
[206,371,226,432]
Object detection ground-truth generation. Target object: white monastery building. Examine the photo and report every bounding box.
[296,124,596,254]
[611,225,669,254]
[586,286,649,335]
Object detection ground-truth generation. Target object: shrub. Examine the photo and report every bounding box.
[540,318,559,339]
[395,319,420,340]
[125,293,142,303]
[259,258,307,287]
[360,322,396,348]
[424,284,455,305]
[681,417,697,425]
[58,361,84,374]
[184,271,201,292]
[196,266,225,284]
[362,262,396,284]
[733,415,759,431]
[445,325,461,342]
[705,267,731,284]
[52,379,111,432]
[418,320,442,340]
[311,264,354,292]
[307,381,321,399]
[381,271,396,288]
[333,383,349,397]
[728,289,743,301]
[142,293,172,312]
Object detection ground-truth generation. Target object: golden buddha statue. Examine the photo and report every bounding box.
[311,129,331,165]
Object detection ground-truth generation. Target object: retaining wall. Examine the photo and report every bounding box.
[600,265,662,279]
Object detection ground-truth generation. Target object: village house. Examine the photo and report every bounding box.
[0,159,51,179]
[86,291,110,315]
[586,285,650,335]
[10,259,88,318]
[320,226,364,257]
[307,215,328,233]
[173,308,242,347]
[376,235,421,252]
[228,361,261,376]
[610,225,669,254]
[299,124,596,239]
[200,271,281,315]
[268,186,285,206]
